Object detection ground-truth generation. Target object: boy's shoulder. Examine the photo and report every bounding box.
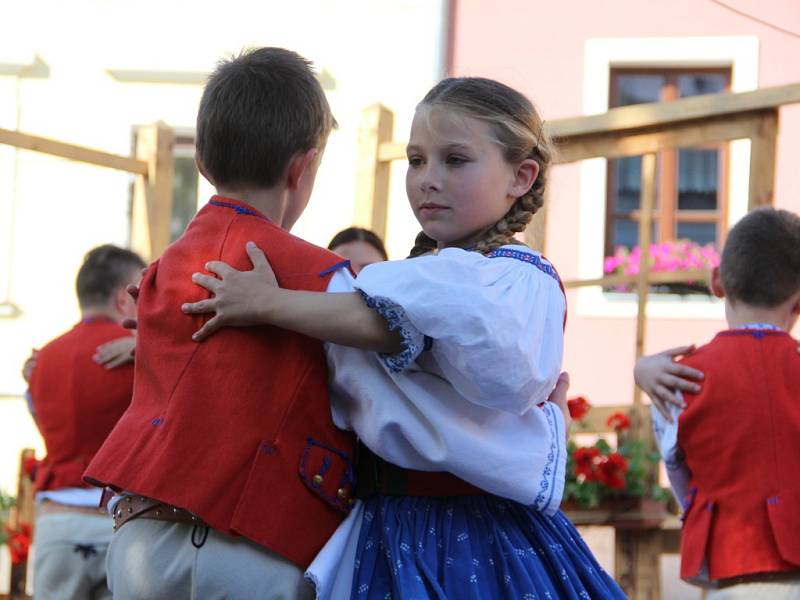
[679,329,799,372]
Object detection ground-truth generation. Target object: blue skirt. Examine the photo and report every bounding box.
[351,495,626,600]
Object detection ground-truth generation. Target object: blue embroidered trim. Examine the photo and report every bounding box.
[719,329,787,340]
[209,199,264,218]
[534,403,558,511]
[357,290,425,373]
[319,260,351,277]
[741,323,781,331]
[299,437,355,513]
[487,248,561,286]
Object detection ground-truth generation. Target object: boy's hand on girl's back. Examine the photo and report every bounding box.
[634,345,704,423]
[183,242,279,342]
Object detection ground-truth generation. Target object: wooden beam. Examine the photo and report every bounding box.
[748,110,779,209]
[563,269,709,290]
[555,111,764,164]
[354,105,394,240]
[549,83,800,140]
[130,122,175,261]
[0,127,148,176]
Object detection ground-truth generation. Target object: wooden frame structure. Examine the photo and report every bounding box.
[0,125,174,596]
[355,83,800,599]
[0,123,175,262]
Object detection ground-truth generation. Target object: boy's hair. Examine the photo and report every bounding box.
[196,47,336,190]
[720,207,800,306]
[328,227,388,261]
[76,245,145,309]
[409,77,554,257]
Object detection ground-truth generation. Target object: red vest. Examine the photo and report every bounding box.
[85,197,356,568]
[678,330,800,581]
[29,319,134,492]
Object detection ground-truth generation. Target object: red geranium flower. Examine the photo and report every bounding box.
[6,522,32,565]
[598,452,629,490]
[22,456,38,481]
[573,447,602,481]
[567,396,591,420]
[606,412,631,432]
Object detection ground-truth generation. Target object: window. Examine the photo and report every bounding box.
[171,135,199,242]
[605,69,731,256]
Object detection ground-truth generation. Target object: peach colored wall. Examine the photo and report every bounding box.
[451,0,800,406]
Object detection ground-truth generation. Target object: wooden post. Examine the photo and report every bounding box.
[354,104,394,241]
[617,152,661,599]
[748,110,778,209]
[130,122,175,261]
[634,153,657,403]
[9,449,35,600]
[615,528,662,600]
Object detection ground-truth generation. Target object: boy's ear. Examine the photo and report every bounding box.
[195,155,214,186]
[710,266,725,298]
[286,149,320,190]
[508,158,540,200]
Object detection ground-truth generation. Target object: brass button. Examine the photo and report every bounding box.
[312,474,324,486]
[337,488,348,499]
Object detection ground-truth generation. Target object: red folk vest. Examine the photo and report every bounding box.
[29,319,135,492]
[84,197,356,568]
[678,330,800,582]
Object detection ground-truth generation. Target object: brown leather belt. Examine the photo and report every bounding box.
[111,495,203,532]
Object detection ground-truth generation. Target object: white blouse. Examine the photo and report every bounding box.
[308,245,569,599]
[326,245,567,510]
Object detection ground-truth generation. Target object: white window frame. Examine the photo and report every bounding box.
[577,36,759,319]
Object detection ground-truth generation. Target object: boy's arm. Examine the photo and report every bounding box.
[184,242,402,353]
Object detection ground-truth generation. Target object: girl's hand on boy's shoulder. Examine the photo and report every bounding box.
[634,345,704,423]
[183,242,278,341]
[21,349,38,383]
[94,336,136,369]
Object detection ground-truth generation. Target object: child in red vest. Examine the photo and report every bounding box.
[84,48,357,599]
[641,208,800,597]
[27,244,144,599]
[183,77,625,599]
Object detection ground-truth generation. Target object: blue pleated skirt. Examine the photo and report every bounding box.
[350,495,626,600]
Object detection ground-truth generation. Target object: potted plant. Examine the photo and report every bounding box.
[563,397,672,527]
[603,239,720,294]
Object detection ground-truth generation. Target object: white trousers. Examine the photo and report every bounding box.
[106,519,315,600]
[33,512,114,600]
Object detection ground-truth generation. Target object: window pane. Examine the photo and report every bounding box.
[678,74,728,98]
[615,75,665,107]
[171,156,199,242]
[613,156,642,212]
[611,219,658,250]
[677,222,717,246]
[678,148,719,211]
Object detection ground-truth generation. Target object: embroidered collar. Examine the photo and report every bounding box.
[486,247,561,285]
[208,196,270,221]
[739,323,782,331]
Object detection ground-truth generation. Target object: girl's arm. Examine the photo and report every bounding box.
[183,242,402,353]
[634,346,704,422]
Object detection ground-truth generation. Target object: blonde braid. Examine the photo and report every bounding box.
[408,230,437,258]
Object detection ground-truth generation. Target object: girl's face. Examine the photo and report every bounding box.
[406,106,523,250]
